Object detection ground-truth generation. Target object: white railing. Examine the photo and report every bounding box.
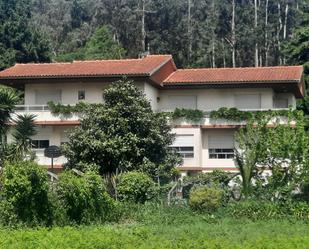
[160,108,290,115]
[15,105,50,112]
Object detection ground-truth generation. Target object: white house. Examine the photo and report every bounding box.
[0,55,305,174]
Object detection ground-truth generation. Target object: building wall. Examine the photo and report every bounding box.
[24,81,154,107]
[159,88,294,111]
[171,127,237,169]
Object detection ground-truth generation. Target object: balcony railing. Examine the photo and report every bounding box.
[15,105,50,112]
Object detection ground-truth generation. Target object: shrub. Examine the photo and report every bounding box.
[117,171,157,203]
[224,200,309,220]
[0,161,53,226]
[183,170,231,199]
[56,170,114,224]
[189,186,224,213]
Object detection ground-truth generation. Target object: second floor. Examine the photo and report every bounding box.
[0,55,305,124]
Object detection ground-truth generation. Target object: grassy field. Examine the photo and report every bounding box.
[1,217,309,249]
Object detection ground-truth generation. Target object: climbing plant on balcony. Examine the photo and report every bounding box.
[210,107,299,122]
[171,108,204,122]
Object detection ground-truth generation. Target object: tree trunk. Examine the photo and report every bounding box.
[141,0,146,53]
[187,0,192,63]
[283,2,289,64]
[222,39,226,68]
[254,0,259,67]
[277,1,283,65]
[231,0,236,68]
[211,0,216,68]
[265,0,269,66]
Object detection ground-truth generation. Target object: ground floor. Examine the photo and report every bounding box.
[8,125,239,174]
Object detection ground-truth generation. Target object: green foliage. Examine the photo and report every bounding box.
[209,107,298,122]
[210,107,253,121]
[0,0,51,69]
[234,110,309,199]
[189,186,224,213]
[224,200,309,220]
[62,80,181,178]
[171,108,204,122]
[55,26,126,61]
[117,171,157,203]
[56,170,114,224]
[47,101,89,117]
[0,161,53,226]
[2,217,309,249]
[0,87,20,137]
[182,170,231,199]
[7,114,37,162]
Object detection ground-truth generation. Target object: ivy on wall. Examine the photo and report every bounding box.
[209,107,300,122]
[47,101,90,117]
[171,108,204,123]
[48,102,301,124]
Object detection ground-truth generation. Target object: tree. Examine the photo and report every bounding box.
[284,2,309,129]
[0,87,20,140]
[55,26,126,61]
[235,111,309,199]
[0,0,51,69]
[0,87,37,166]
[234,118,269,198]
[62,80,181,179]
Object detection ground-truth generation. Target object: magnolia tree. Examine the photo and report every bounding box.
[235,111,309,200]
[62,80,181,180]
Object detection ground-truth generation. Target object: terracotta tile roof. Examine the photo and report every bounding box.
[164,66,303,85]
[0,55,173,79]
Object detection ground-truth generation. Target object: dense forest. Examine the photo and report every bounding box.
[0,0,307,69]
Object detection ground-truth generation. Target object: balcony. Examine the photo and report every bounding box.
[166,108,291,127]
[13,105,290,127]
[13,105,79,124]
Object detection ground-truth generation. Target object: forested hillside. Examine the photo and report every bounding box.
[0,0,307,69]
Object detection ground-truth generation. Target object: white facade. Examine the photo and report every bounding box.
[9,80,296,173]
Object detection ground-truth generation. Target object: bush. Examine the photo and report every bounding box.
[117,171,157,203]
[224,200,309,220]
[56,170,114,224]
[0,161,53,226]
[189,186,224,213]
[183,170,231,199]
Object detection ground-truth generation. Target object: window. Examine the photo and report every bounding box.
[31,140,49,149]
[235,94,261,109]
[172,146,194,158]
[171,134,194,159]
[168,96,197,110]
[35,90,61,104]
[208,133,234,159]
[274,98,288,108]
[78,90,85,100]
[209,149,234,159]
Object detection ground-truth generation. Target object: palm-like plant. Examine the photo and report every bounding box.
[0,87,20,140]
[10,114,37,161]
[0,87,37,165]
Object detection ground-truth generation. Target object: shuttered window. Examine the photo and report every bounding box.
[235,94,261,109]
[208,133,234,159]
[35,90,62,104]
[171,135,194,158]
[208,133,234,149]
[168,96,197,110]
